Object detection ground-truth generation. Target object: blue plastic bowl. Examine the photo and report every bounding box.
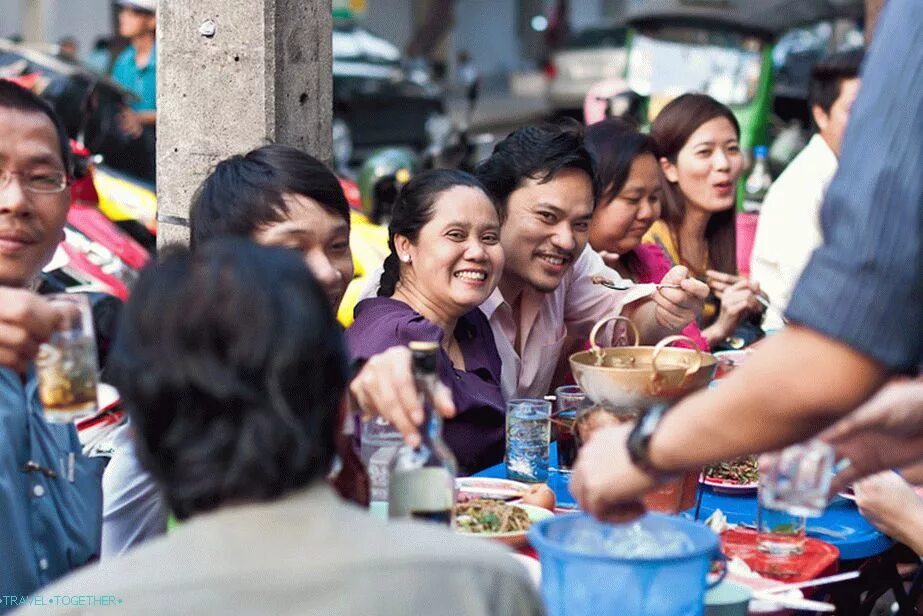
[528,513,724,616]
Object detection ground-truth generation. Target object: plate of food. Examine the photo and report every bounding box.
[702,456,759,493]
[455,477,529,501]
[454,499,553,548]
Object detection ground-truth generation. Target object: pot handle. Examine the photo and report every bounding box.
[588,315,640,355]
[651,335,703,383]
[707,550,728,590]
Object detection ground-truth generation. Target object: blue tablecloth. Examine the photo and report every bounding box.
[474,443,893,561]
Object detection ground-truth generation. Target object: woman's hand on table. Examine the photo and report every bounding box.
[570,423,652,523]
[349,345,456,448]
[651,266,709,332]
[853,471,923,554]
[822,380,923,491]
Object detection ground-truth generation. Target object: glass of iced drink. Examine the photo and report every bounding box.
[505,399,551,483]
[553,385,591,472]
[35,294,99,423]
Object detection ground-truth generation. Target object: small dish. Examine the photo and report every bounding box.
[456,477,529,501]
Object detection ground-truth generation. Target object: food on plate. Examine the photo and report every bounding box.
[704,456,759,484]
[455,499,532,534]
[520,483,556,511]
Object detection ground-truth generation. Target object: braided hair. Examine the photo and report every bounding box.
[378,169,493,297]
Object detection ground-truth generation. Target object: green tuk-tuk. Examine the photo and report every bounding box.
[621,0,863,199]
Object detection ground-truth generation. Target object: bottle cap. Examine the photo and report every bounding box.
[409,341,439,373]
[754,145,768,157]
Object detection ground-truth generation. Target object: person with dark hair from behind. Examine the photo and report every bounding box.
[750,48,863,328]
[22,239,542,616]
[102,143,359,558]
[0,80,105,609]
[347,169,506,474]
[352,122,709,447]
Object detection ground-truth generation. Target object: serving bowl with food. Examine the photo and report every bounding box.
[454,498,554,548]
[569,317,718,412]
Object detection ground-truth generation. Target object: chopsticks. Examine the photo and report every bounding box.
[758,570,861,594]
[751,592,836,612]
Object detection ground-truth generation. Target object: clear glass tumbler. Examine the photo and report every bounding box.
[759,441,836,518]
[506,399,551,483]
[35,293,99,423]
[553,385,591,472]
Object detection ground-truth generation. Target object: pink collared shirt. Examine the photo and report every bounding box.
[479,245,652,400]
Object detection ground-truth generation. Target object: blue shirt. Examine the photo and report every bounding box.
[110,44,156,112]
[0,368,104,611]
[786,0,923,372]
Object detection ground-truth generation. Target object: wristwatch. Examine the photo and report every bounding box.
[626,403,673,478]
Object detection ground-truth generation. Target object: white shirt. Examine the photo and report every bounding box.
[480,246,652,400]
[101,424,167,558]
[750,134,838,330]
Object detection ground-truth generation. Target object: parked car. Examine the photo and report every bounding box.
[546,23,627,116]
[332,24,452,166]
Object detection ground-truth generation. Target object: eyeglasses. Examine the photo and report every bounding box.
[0,169,69,194]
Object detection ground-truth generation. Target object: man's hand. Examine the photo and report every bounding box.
[570,423,655,523]
[853,471,923,554]
[348,346,456,448]
[822,380,923,491]
[651,266,709,333]
[0,288,64,373]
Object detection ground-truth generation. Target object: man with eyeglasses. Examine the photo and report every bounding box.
[0,79,104,610]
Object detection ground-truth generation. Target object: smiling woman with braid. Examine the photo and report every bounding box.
[346,170,507,474]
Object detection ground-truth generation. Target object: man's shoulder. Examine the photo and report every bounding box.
[19,496,537,615]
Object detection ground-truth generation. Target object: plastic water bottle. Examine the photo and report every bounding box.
[360,417,403,517]
[743,145,773,213]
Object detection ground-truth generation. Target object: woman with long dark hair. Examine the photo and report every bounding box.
[585,117,709,350]
[645,93,764,348]
[346,169,506,474]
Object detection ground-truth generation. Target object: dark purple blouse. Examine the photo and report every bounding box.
[346,297,506,474]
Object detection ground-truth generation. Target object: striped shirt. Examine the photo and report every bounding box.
[785,0,923,372]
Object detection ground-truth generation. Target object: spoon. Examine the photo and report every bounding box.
[591,276,681,291]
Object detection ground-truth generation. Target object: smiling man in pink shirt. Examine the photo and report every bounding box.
[352,123,708,444]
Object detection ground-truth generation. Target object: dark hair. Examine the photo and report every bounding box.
[190,144,350,250]
[651,93,739,276]
[0,79,72,176]
[378,169,493,297]
[808,47,864,116]
[584,117,659,278]
[108,238,348,519]
[474,120,597,220]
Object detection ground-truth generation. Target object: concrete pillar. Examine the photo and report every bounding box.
[22,0,48,43]
[156,0,333,249]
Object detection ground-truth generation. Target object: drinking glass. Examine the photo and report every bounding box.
[759,441,835,518]
[35,294,99,423]
[553,385,591,472]
[505,399,551,483]
[756,496,807,556]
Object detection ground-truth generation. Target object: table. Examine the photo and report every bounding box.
[694,489,893,561]
[475,444,893,561]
